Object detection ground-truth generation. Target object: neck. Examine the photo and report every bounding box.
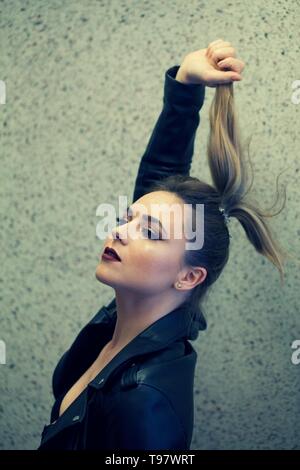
[106,288,186,352]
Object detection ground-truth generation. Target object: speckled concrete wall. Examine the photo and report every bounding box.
[1,0,299,450]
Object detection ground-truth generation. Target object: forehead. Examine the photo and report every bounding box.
[135,191,183,211]
[133,191,191,240]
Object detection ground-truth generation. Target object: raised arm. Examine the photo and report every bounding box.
[132,40,244,203]
[132,65,205,203]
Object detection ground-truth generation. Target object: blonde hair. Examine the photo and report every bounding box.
[208,83,294,286]
[149,81,297,339]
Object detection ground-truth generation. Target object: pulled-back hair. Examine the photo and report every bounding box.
[148,82,294,341]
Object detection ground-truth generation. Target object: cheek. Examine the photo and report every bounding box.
[132,243,180,279]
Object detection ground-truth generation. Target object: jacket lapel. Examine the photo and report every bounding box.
[88,298,198,390]
[39,386,88,447]
[54,296,206,396]
[39,298,205,448]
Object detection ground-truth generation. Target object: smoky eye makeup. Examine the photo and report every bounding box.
[115,210,163,240]
[125,206,166,237]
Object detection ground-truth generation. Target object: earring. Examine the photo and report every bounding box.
[176,282,182,288]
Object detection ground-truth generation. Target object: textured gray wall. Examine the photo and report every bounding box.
[1,0,300,450]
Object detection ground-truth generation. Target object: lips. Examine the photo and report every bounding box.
[103,246,121,261]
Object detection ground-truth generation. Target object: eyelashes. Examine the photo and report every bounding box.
[115,217,161,240]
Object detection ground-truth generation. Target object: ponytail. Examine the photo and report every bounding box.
[148,80,297,340]
[207,83,294,285]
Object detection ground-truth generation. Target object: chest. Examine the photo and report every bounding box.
[58,345,118,418]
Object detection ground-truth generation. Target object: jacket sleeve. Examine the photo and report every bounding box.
[132,65,205,203]
[103,383,189,450]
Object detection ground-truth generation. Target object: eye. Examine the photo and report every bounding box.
[115,216,126,225]
[142,227,158,239]
[115,217,161,240]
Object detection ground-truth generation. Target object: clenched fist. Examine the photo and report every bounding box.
[176,39,245,87]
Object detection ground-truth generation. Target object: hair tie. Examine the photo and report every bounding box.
[219,205,230,223]
[219,206,232,238]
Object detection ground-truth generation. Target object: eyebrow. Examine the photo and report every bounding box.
[123,205,167,237]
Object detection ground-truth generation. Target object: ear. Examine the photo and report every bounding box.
[177,266,207,291]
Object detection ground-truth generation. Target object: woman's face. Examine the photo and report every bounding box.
[95,191,202,295]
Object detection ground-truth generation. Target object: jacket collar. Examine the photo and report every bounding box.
[40,297,206,445]
[87,296,206,390]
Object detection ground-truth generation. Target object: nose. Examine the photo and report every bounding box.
[111,224,129,244]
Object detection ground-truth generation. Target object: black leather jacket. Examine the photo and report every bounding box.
[38,65,206,451]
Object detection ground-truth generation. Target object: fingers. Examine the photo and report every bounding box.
[206,39,240,64]
[218,57,245,74]
[208,69,242,85]
[208,46,236,63]
[206,39,233,58]
[206,38,224,49]
[202,39,245,86]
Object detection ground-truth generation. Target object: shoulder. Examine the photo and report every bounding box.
[119,339,197,402]
[103,340,197,449]
[105,382,188,450]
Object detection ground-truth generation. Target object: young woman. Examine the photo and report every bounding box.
[38,39,289,450]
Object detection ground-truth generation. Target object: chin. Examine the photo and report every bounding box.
[95,264,115,287]
[95,264,107,281]
[95,271,111,287]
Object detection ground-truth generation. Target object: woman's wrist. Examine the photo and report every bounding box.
[175,66,204,86]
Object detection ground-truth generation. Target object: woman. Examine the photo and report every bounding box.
[38,39,289,450]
